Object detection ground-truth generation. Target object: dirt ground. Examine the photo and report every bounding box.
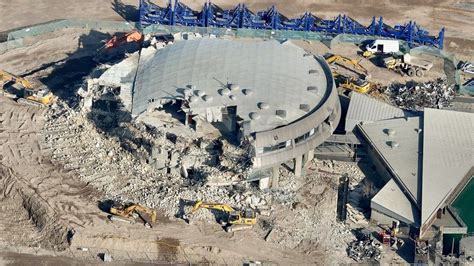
[0,97,322,264]
[1,0,473,59]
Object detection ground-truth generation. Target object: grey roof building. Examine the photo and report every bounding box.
[420,108,474,235]
[132,37,341,172]
[133,38,331,134]
[357,108,473,238]
[345,92,414,132]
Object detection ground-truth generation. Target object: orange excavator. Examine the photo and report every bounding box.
[95,30,144,63]
[103,30,144,49]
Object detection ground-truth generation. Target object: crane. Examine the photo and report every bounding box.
[185,201,256,232]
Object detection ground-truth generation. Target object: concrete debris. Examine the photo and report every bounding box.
[348,234,383,262]
[416,240,429,256]
[101,253,113,262]
[41,96,362,264]
[386,78,455,111]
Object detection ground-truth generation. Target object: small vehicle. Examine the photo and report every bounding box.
[383,53,433,77]
[363,39,400,58]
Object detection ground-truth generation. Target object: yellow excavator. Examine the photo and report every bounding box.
[324,54,373,94]
[0,70,55,107]
[185,201,256,232]
[110,202,157,228]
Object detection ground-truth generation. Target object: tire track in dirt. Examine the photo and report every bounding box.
[0,98,103,250]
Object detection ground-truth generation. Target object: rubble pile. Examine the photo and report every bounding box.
[346,178,376,225]
[386,78,455,111]
[43,101,266,220]
[42,99,358,264]
[348,234,382,262]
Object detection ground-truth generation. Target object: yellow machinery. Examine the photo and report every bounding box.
[324,54,373,94]
[0,70,55,107]
[188,201,256,231]
[0,69,33,89]
[110,202,157,227]
[362,50,374,58]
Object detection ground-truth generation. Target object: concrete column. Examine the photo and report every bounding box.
[184,113,189,126]
[259,177,270,190]
[305,149,314,166]
[294,155,303,177]
[272,165,280,188]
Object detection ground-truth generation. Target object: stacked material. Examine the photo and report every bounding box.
[348,234,382,262]
[386,78,455,111]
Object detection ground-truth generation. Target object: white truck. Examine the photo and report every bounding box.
[364,39,400,57]
[383,53,433,77]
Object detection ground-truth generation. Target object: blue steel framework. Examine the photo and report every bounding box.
[139,0,445,49]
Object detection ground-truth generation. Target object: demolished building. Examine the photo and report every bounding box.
[83,36,341,185]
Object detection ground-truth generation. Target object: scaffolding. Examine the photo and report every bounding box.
[139,0,445,49]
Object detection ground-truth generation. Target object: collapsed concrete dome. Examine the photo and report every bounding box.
[133,37,340,170]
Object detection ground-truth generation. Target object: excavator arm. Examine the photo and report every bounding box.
[110,203,157,225]
[191,201,235,214]
[324,54,370,78]
[0,70,33,89]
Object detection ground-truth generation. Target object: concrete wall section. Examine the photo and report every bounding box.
[252,57,341,169]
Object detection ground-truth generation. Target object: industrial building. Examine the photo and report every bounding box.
[130,37,341,180]
[348,94,474,240]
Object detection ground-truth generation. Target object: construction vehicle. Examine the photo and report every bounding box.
[102,30,144,49]
[109,202,157,228]
[95,30,144,63]
[1,70,55,107]
[383,53,433,77]
[324,54,373,93]
[379,221,401,248]
[363,39,399,58]
[185,201,256,232]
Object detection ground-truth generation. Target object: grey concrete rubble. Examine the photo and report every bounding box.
[348,234,383,262]
[386,78,455,111]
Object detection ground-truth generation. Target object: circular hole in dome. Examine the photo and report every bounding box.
[258,102,270,110]
[219,88,231,96]
[242,89,253,96]
[249,112,261,120]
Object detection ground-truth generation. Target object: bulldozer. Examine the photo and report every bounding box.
[324,54,373,94]
[185,201,256,232]
[109,202,157,228]
[0,70,55,107]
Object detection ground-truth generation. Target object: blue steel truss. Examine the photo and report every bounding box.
[139,0,445,49]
